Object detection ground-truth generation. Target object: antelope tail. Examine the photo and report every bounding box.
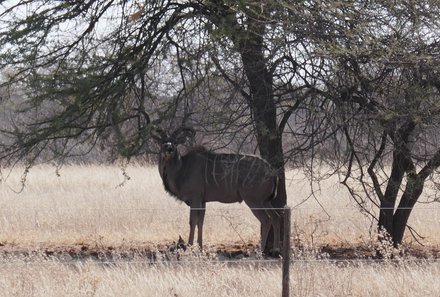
[270,175,279,202]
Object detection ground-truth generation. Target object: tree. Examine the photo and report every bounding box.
[0,0,323,252]
[298,1,440,247]
[5,0,438,251]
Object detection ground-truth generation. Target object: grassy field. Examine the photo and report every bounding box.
[0,164,439,296]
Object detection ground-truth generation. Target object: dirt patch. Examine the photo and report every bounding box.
[320,244,440,260]
[0,241,439,262]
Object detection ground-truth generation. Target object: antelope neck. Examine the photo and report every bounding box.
[160,152,182,197]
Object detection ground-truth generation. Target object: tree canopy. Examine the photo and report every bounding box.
[1,0,440,247]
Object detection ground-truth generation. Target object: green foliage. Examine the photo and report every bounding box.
[1,0,440,174]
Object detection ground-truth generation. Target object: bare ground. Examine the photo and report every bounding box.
[1,241,440,263]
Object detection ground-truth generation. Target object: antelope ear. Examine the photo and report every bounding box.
[150,128,167,143]
[174,127,195,144]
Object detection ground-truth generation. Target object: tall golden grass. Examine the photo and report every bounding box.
[1,259,440,296]
[0,164,439,296]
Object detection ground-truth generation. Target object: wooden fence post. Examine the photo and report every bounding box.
[282,206,291,297]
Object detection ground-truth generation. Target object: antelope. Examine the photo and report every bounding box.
[152,127,281,253]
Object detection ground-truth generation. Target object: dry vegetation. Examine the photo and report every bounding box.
[0,164,439,296]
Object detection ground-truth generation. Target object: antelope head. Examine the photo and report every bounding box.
[151,127,195,162]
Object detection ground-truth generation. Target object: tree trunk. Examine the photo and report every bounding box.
[377,122,416,247]
[378,151,407,236]
[205,2,287,253]
[390,147,440,246]
[392,176,424,246]
[238,16,286,253]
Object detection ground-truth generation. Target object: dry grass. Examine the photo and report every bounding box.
[1,259,440,297]
[0,164,439,296]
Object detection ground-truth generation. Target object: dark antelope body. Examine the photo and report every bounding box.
[152,128,281,252]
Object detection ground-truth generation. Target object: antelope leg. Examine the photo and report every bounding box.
[188,208,196,246]
[188,202,203,247]
[250,209,272,252]
[197,202,206,248]
[265,205,282,252]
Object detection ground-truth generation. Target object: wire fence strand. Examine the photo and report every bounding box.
[1,258,440,267]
